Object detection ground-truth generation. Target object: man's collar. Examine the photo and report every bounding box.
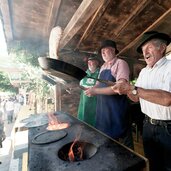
[146,57,167,69]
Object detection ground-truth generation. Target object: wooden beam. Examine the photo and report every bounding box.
[46,0,61,34]
[22,152,28,171]
[60,0,105,49]
[75,0,111,49]
[54,84,61,111]
[0,0,13,41]
[115,0,150,37]
[118,8,171,55]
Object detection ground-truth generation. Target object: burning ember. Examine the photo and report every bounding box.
[47,113,69,130]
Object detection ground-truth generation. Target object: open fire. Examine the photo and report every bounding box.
[68,140,83,161]
[58,141,97,162]
[28,112,147,171]
[68,128,83,161]
[58,127,97,162]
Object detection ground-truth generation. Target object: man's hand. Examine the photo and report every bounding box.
[113,82,132,95]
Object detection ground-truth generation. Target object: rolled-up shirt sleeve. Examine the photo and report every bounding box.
[111,59,130,81]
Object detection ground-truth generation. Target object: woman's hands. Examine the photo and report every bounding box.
[84,87,96,97]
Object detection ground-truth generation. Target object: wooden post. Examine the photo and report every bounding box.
[54,83,61,111]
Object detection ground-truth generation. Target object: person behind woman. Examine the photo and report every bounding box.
[77,56,100,126]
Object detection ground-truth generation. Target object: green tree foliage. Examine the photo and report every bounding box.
[8,40,48,67]
[0,72,17,93]
[7,40,52,99]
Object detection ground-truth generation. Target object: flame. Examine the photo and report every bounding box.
[68,140,76,162]
[46,113,69,130]
[68,127,84,162]
[68,140,84,162]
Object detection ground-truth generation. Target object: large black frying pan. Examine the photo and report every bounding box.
[38,57,115,86]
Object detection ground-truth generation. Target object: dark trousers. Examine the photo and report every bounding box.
[7,110,14,123]
[143,121,171,171]
[117,125,134,150]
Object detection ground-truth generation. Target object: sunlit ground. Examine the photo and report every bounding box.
[0,105,29,171]
[0,120,13,171]
[0,137,12,156]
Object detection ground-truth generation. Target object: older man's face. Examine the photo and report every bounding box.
[142,40,165,67]
[101,47,116,62]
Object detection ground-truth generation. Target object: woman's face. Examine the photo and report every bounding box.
[101,47,116,62]
[142,40,165,67]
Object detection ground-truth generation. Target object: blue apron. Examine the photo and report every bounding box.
[95,69,128,138]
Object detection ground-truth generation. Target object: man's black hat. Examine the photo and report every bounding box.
[99,40,119,54]
[137,31,170,53]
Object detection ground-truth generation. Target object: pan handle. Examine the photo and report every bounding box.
[79,85,88,90]
[86,76,115,86]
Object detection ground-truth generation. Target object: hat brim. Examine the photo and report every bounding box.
[88,57,100,62]
[137,33,170,53]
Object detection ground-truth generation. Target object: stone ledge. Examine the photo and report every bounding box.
[13,131,28,159]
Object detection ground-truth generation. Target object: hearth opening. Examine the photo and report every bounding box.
[58,141,97,162]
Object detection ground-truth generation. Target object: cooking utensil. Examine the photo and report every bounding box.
[32,130,67,145]
[38,57,115,86]
[38,57,86,81]
[79,85,88,90]
[41,74,57,85]
[20,114,48,123]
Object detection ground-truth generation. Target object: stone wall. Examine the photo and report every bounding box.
[58,51,91,116]
[61,81,81,117]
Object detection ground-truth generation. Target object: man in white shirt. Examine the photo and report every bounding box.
[114,31,171,171]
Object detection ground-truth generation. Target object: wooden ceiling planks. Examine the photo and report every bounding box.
[120,7,171,59]
[12,0,52,40]
[75,1,110,50]
[73,0,171,57]
[46,0,61,35]
[71,0,150,52]
[114,0,149,37]
[66,0,144,52]
[59,0,106,49]
[1,0,171,60]
[56,0,82,29]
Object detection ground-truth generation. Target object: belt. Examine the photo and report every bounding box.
[145,116,171,126]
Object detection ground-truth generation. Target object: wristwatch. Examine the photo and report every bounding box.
[132,86,138,95]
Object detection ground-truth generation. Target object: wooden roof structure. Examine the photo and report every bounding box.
[1,0,171,61]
